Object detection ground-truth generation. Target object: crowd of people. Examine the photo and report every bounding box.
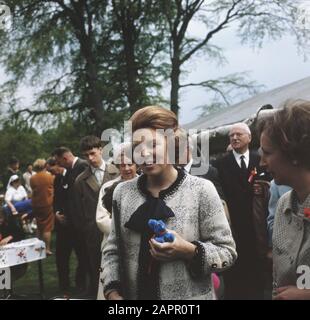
[0,99,309,300]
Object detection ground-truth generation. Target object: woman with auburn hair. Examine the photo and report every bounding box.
[258,100,310,300]
[102,105,236,300]
[30,158,55,255]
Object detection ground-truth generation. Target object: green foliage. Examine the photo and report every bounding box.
[0,123,45,178]
[0,0,308,130]
[0,118,92,183]
[41,118,87,156]
[0,0,167,132]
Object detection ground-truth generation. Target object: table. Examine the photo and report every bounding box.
[0,238,46,299]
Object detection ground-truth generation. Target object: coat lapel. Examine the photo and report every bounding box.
[102,164,119,185]
[248,151,259,172]
[84,167,101,193]
[228,151,249,186]
[228,151,242,175]
[83,163,119,193]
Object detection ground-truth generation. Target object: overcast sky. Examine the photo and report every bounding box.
[177,30,310,124]
[1,4,310,127]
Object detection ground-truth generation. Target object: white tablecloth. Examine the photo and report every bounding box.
[0,238,46,268]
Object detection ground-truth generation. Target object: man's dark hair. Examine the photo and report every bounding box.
[79,136,103,152]
[46,157,57,166]
[9,156,19,165]
[52,147,72,157]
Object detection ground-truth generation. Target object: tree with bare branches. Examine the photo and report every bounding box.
[160,0,308,116]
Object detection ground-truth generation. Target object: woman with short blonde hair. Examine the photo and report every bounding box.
[33,159,46,172]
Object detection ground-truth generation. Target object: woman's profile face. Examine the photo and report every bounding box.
[260,131,294,186]
[133,128,172,176]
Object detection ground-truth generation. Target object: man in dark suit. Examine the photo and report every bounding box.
[52,147,89,295]
[214,123,268,300]
[74,136,119,298]
[46,158,71,295]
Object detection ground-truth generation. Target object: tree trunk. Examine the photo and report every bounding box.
[122,20,143,114]
[85,59,105,135]
[70,1,105,135]
[79,33,104,135]
[170,57,181,117]
[120,8,147,115]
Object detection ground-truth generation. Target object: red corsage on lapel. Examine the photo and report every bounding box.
[304,208,310,219]
[248,167,257,183]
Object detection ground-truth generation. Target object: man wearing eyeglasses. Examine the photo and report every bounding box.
[214,123,269,300]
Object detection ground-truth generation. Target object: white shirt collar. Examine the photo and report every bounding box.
[233,149,250,168]
[91,160,106,173]
[72,157,78,169]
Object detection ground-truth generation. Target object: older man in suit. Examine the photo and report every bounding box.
[74,136,119,298]
[214,123,269,300]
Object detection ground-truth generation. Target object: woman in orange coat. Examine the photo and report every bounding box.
[30,159,55,255]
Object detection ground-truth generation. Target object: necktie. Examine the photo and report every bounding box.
[240,155,248,181]
[95,169,103,186]
[240,155,247,171]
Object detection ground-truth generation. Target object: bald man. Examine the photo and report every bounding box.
[214,123,267,300]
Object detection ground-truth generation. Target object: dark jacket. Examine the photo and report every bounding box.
[53,173,68,214]
[214,150,266,257]
[0,214,24,244]
[65,158,88,229]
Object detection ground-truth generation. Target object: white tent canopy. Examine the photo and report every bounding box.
[184,76,310,130]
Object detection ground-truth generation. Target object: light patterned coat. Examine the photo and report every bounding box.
[102,173,237,300]
[272,191,310,290]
